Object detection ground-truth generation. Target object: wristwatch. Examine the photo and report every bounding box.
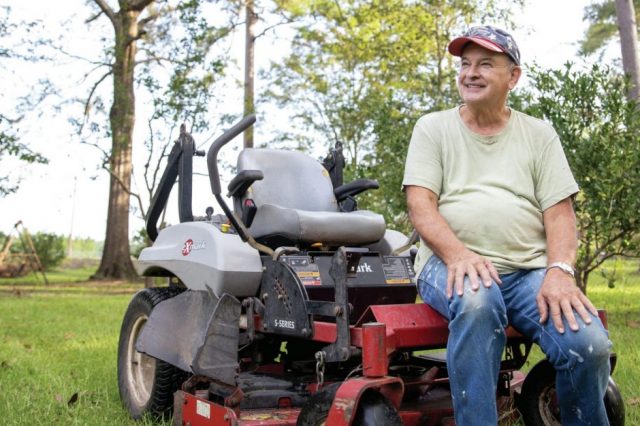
[546,262,575,278]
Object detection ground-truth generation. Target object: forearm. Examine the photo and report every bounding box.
[538,197,597,332]
[543,198,578,266]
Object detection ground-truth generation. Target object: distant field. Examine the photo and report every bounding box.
[0,260,637,425]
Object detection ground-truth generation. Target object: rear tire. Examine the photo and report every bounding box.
[117,287,188,420]
[296,382,403,426]
[517,360,625,426]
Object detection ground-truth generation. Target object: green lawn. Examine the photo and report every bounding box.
[0,261,638,425]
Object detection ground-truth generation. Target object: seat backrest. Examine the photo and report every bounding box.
[237,148,339,212]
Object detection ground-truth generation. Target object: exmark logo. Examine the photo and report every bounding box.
[357,262,373,273]
[181,239,206,256]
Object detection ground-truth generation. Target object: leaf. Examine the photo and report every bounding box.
[628,397,640,406]
[67,392,79,406]
[627,320,640,329]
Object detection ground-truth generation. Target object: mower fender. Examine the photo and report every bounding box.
[137,290,242,385]
[325,376,404,425]
[137,222,263,297]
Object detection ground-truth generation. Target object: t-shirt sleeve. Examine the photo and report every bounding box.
[402,115,443,195]
[534,131,579,211]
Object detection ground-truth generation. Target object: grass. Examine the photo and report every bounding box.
[0,260,638,425]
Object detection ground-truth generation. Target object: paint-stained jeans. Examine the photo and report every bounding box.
[418,255,612,426]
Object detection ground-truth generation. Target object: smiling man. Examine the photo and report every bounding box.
[403,26,612,425]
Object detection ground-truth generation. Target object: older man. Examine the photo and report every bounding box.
[403,26,611,425]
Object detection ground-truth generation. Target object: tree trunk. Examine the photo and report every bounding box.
[243,0,257,148]
[94,9,140,280]
[576,268,589,294]
[615,0,640,101]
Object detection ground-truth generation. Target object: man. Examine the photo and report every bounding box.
[403,26,611,425]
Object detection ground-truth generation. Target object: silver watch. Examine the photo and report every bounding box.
[546,262,575,277]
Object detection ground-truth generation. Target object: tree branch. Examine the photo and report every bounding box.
[80,139,110,160]
[85,10,104,24]
[254,18,294,39]
[84,71,112,117]
[93,0,117,26]
[129,0,155,12]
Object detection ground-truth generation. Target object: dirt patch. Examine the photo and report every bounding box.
[61,258,100,269]
[0,280,145,296]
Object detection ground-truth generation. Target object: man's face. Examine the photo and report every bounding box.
[457,44,520,108]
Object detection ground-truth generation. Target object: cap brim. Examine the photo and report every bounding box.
[448,36,505,57]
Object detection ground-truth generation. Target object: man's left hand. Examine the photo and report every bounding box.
[536,268,598,333]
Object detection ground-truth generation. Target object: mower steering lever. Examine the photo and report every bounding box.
[207,114,256,196]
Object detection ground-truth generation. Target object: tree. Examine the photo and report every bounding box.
[581,0,639,55]
[82,0,238,280]
[581,0,640,100]
[244,0,258,147]
[615,0,640,100]
[521,64,640,291]
[86,0,158,280]
[266,0,520,228]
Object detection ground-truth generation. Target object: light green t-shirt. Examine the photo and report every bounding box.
[402,107,579,275]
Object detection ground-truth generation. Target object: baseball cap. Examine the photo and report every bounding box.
[448,25,521,65]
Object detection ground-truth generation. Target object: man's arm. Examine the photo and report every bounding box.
[406,185,501,298]
[537,197,598,333]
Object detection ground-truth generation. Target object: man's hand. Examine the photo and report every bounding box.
[445,249,502,299]
[536,268,598,333]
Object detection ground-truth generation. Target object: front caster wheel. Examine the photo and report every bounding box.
[517,359,625,426]
[117,287,188,420]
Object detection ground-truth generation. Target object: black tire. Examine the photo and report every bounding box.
[605,377,626,426]
[518,360,625,426]
[117,287,188,420]
[296,382,403,426]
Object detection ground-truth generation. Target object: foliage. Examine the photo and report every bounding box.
[519,64,640,290]
[130,227,150,259]
[0,6,48,197]
[265,0,522,229]
[29,232,66,270]
[67,237,103,260]
[580,0,640,56]
[357,97,420,234]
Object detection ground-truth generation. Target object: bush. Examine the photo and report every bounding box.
[30,232,66,270]
[519,64,640,291]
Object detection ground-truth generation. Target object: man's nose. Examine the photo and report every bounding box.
[466,63,481,76]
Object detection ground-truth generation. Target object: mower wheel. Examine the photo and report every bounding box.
[517,359,625,426]
[296,382,403,426]
[117,287,188,420]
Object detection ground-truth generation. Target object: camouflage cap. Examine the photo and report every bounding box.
[448,25,521,65]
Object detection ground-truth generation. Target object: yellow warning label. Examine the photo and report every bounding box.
[386,279,411,284]
[297,271,320,278]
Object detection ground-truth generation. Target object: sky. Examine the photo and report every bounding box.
[0,0,621,242]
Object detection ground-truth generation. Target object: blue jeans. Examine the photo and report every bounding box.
[418,255,612,426]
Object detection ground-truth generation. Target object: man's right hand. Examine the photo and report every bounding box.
[445,250,502,299]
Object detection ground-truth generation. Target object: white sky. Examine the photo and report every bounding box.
[0,0,621,241]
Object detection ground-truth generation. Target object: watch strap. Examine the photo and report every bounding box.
[546,262,575,277]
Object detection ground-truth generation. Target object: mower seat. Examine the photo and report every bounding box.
[234,148,385,247]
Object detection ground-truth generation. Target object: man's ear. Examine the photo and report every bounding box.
[509,65,522,90]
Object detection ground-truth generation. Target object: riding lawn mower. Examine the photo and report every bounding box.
[117,115,625,425]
